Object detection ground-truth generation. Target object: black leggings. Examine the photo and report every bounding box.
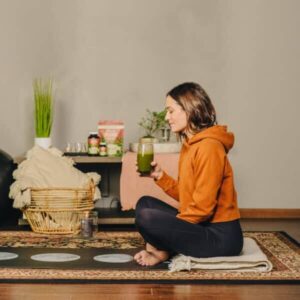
[135,196,244,258]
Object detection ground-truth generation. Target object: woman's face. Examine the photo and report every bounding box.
[165,95,188,134]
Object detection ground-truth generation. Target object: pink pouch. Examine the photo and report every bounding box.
[98,120,124,157]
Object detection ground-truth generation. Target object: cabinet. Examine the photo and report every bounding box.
[14,155,135,226]
[67,156,135,225]
[71,155,122,200]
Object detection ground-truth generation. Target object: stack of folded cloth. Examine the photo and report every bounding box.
[9,145,101,209]
[169,237,273,272]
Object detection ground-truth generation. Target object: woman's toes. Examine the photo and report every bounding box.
[134,250,146,265]
[134,250,143,261]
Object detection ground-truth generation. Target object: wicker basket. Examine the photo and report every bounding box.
[23,185,94,234]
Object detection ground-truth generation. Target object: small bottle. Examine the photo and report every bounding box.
[88,132,100,156]
[99,142,107,157]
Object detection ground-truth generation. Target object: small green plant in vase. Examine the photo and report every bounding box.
[138,109,168,142]
[33,78,54,148]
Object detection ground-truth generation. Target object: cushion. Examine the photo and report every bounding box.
[0,149,20,225]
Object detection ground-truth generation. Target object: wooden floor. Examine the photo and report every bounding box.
[0,219,299,300]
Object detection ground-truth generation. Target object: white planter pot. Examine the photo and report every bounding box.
[35,137,52,149]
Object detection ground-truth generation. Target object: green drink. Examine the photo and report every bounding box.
[137,142,154,176]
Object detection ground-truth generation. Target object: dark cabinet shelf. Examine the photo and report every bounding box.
[66,155,122,164]
[14,154,132,226]
[14,155,122,164]
[94,208,135,225]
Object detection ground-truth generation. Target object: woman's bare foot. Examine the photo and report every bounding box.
[134,250,161,266]
[134,244,169,266]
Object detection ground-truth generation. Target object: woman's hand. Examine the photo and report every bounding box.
[135,160,164,180]
[150,161,163,181]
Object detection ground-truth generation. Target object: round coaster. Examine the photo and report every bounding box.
[31,253,80,262]
[93,253,133,263]
[0,252,18,261]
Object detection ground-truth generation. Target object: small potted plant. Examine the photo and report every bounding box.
[138,109,168,142]
[33,78,54,149]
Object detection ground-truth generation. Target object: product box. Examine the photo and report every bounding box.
[98,120,124,157]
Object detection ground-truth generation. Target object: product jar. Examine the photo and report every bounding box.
[87,132,100,156]
[99,142,108,157]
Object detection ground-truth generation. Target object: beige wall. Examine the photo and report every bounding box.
[0,0,299,208]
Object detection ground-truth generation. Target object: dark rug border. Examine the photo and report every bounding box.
[0,230,299,285]
[278,231,300,247]
[242,230,299,247]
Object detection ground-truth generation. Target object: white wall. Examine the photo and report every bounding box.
[218,0,300,208]
[0,0,299,208]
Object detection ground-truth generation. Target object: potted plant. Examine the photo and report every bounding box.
[33,78,54,149]
[138,109,168,142]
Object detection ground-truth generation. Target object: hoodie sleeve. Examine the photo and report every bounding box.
[155,171,179,201]
[177,140,225,223]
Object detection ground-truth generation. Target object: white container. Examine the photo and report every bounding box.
[35,137,52,149]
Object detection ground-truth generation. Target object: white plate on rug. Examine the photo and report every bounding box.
[0,252,18,260]
[93,254,133,263]
[31,253,80,262]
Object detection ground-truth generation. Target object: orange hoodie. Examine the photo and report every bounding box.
[155,125,240,224]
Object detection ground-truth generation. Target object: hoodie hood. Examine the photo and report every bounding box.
[186,125,234,153]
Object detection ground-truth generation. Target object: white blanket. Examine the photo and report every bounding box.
[169,237,273,272]
[9,146,101,208]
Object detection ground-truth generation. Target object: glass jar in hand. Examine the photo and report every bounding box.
[137,142,154,176]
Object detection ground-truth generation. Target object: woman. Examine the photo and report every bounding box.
[134,82,243,266]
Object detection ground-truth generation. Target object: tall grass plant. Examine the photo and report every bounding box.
[34,79,53,137]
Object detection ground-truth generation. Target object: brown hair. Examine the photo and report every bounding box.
[167,82,217,136]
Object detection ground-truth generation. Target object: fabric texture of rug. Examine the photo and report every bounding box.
[0,231,299,283]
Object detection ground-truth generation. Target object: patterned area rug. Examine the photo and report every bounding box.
[0,231,299,283]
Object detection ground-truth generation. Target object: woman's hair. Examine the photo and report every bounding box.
[167,82,217,135]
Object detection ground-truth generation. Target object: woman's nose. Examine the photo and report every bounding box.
[165,112,170,121]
